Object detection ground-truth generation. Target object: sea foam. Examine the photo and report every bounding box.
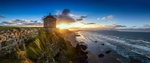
[77,31,150,63]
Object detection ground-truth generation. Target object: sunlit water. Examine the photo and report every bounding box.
[76,30,150,63]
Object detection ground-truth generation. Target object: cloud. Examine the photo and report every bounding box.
[0,15,5,18]
[30,20,38,23]
[62,9,70,15]
[107,15,114,19]
[55,9,87,24]
[21,19,28,23]
[1,9,87,27]
[118,28,150,32]
[98,15,114,21]
[97,18,100,20]
[0,19,42,27]
[69,14,75,17]
[76,18,83,21]
[144,24,150,28]
[112,24,127,27]
[107,15,114,21]
[0,23,2,25]
[55,9,76,24]
[1,21,15,24]
[101,17,106,20]
[82,24,149,32]
[80,15,87,18]
[86,23,96,24]
[76,15,87,21]
[132,26,137,27]
[24,22,42,25]
[55,10,61,15]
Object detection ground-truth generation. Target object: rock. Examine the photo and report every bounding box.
[134,58,142,63]
[78,42,88,50]
[78,42,86,45]
[76,44,88,55]
[80,45,87,50]
[101,43,104,45]
[105,50,111,54]
[76,35,80,36]
[75,44,88,63]
[74,53,88,63]
[98,54,104,57]
[130,57,143,63]
[95,41,97,43]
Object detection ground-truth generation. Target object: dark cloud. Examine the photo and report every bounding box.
[24,21,41,25]
[21,20,28,23]
[24,23,39,25]
[55,9,87,24]
[113,24,127,27]
[7,19,28,24]
[87,23,96,24]
[62,9,70,15]
[30,20,37,23]
[56,9,75,24]
[0,19,42,26]
[1,21,15,24]
[24,23,35,25]
[11,19,22,24]
[76,18,83,21]
[22,22,43,27]
[0,15,5,18]
[80,15,87,18]
[76,15,87,21]
[13,19,21,21]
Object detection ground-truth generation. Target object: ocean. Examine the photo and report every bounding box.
[76,30,150,63]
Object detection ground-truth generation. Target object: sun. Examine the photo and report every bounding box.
[57,22,84,29]
[57,24,70,29]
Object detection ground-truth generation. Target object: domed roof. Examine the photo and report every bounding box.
[43,13,56,19]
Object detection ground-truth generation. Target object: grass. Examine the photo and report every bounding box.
[0,26,42,30]
[65,41,79,60]
[0,27,80,63]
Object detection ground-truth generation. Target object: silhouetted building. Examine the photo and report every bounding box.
[43,13,56,28]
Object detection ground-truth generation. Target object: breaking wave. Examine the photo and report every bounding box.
[79,31,150,63]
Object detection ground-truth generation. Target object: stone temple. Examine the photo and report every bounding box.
[43,14,56,29]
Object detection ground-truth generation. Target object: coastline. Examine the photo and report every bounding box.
[70,30,122,63]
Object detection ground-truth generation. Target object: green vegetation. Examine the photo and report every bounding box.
[0,26,42,30]
[0,28,79,63]
[0,26,19,30]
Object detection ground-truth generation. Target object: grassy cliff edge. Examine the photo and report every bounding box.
[0,28,80,63]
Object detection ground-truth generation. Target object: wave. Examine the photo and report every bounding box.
[79,31,150,63]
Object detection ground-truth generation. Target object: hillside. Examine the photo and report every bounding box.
[0,28,86,63]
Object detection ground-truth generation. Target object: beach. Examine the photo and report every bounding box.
[65,30,122,63]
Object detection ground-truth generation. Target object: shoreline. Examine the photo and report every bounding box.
[65,31,121,63]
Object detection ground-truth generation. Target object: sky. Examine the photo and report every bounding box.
[0,0,150,30]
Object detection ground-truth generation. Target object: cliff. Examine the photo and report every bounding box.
[0,27,82,63]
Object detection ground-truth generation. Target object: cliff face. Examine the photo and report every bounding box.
[0,28,79,63]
